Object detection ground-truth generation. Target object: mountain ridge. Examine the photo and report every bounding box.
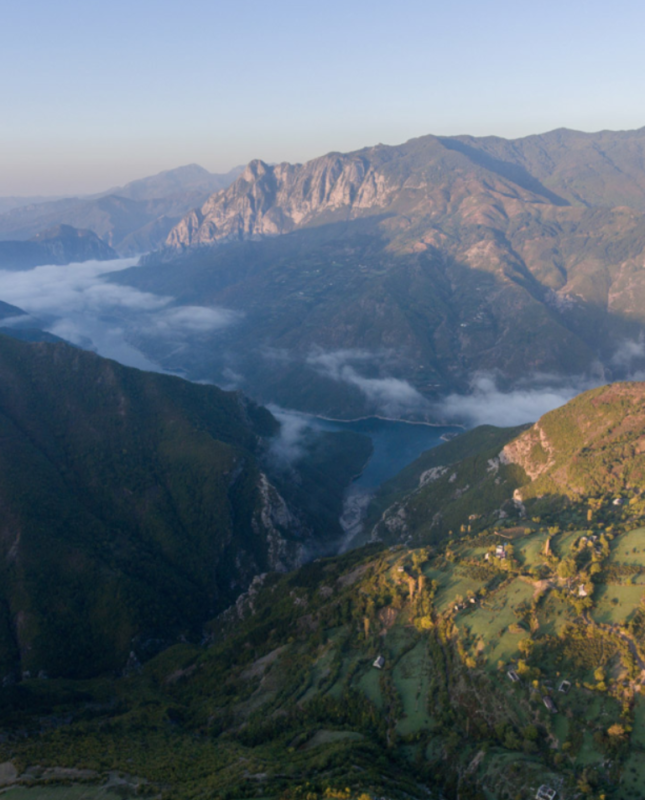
[0,334,370,679]
[159,127,645,254]
[107,127,645,418]
[0,164,244,255]
[0,224,117,270]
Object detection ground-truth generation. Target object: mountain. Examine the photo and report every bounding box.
[0,299,65,344]
[443,127,645,211]
[0,335,370,680]
[96,163,243,202]
[0,224,118,270]
[1,382,645,798]
[0,195,66,215]
[365,381,645,546]
[0,165,243,255]
[109,129,645,418]
[158,128,645,253]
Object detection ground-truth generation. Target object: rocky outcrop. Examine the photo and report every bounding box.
[165,155,395,250]
[500,422,557,482]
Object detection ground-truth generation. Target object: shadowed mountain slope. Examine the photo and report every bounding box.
[105,130,645,417]
[0,225,117,269]
[0,335,370,679]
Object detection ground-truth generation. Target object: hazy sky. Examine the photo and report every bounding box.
[3,0,645,195]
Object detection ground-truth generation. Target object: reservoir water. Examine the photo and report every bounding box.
[309,416,462,488]
[306,416,463,550]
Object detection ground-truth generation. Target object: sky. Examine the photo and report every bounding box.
[3,0,645,195]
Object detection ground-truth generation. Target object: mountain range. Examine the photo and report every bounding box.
[0,164,243,255]
[106,128,645,419]
[5,128,645,799]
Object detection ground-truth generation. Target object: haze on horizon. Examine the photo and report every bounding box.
[3,0,645,196]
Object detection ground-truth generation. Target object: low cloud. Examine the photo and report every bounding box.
[435,374,587,428]
[267,406,316,467]
[220,366,244,390]
[611,337,645,372]
[0,258,239,371]
[0,313,33,328]
[146,305,241,336]
[306,348,428,417]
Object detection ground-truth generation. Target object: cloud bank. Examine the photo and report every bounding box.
[306,348,429,417]
[0,258,239,372]
[266,406,315,468]
[435,374,591,428]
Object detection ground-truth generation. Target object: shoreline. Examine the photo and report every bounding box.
[287,409,467,430]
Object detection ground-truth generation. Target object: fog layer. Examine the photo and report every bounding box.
[0,258,239,372]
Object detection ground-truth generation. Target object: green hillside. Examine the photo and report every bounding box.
[0,335,370,680]
[4,494,645,800]
[363,383,645,551]
[4,377,645,799]
[363,425,529,545]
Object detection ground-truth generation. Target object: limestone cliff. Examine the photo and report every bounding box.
[165,154,395,250]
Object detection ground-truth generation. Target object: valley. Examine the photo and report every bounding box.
[5,128,645,800]
[11,0,645,795]
[0,376,645,798]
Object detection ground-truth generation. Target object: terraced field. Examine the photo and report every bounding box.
[425,567,487,613]
[592,584,645,624]
[607,527,645,570]
[513,531,549,566]
[393,641,433,736]
[457,579,535,666]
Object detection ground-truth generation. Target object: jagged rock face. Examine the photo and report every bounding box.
[164,134,582,256]
[164,130,645,254]
[165,154,396,249]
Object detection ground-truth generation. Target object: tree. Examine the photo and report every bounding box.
[607,723,626,741]
[558,558,577,579]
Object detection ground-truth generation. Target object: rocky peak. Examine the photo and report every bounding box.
[241,159,273,181]
[163,151,393,251]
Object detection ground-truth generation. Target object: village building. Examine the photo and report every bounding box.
[507,669,520,683]
[542,696,557,713]
[578,584,588,597]
[373,655,385,669]
[558,680,571,694]
[495,544,507,559]
[536,786,557,800]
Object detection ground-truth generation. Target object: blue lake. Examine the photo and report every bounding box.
[309,416,463,489]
